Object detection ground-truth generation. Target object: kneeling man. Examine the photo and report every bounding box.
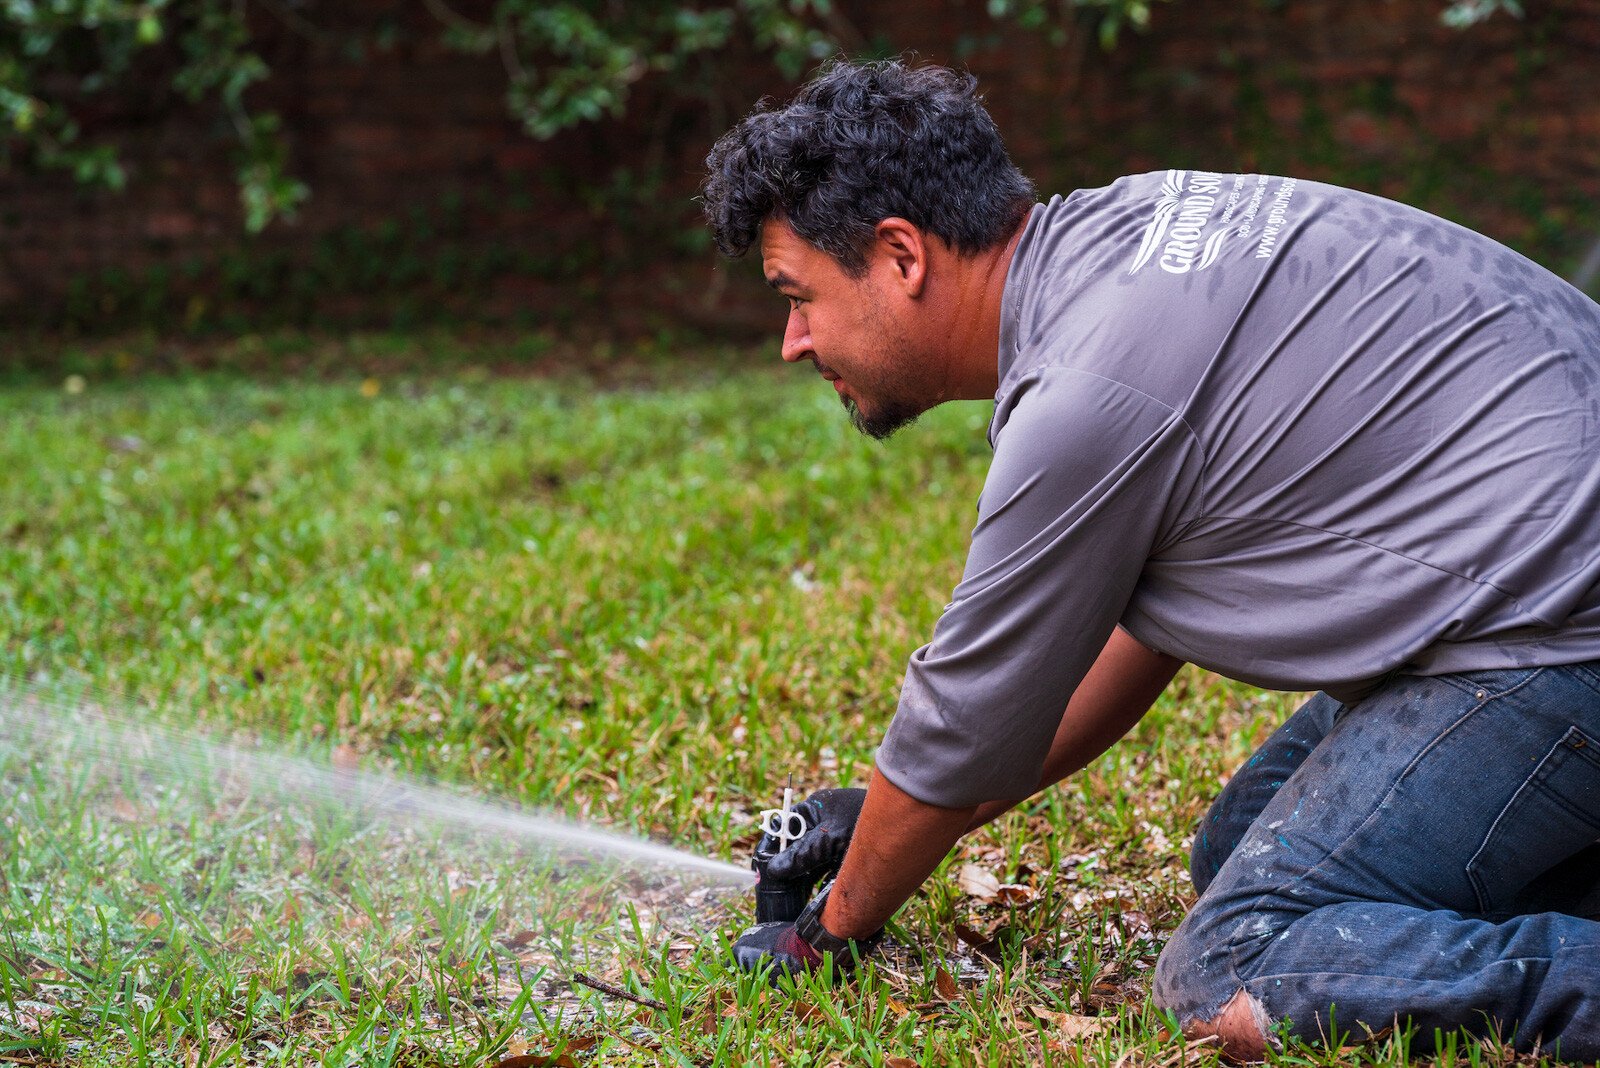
[702,59,1600,1058]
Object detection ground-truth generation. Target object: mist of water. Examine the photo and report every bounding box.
[0,673,753,886]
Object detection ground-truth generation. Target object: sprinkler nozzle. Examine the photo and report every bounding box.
[751,789,816,923]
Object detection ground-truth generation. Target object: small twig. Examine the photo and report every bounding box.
[495,6,528,86]
[570,972,667,1011]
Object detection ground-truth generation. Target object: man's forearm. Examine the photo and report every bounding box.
[818,628,1181,942]
[820,766,976,940]
[966,627,1182,832]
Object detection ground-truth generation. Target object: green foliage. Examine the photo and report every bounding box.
[1440,0,1524,29]
[0,0,1184,234]
[985,0,1169,50]
[1,0,307,230]
[484,0,836,139]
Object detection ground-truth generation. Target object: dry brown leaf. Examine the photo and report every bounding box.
[953,922,1001,960]
[694,989,738,1035]
[994,883,1034,906]
[1030,1005,1068,1027]
[933,968,959,1000]
[1118,910,1154,942]
[1058,1013,1108,1039]
[886,1059,919,1068]
[957,864,1000,900]
[111,798,142,822]
[492,1055,575,1068]
[792,999,825,1022]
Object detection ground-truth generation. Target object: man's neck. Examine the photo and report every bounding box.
[937,216,1029,401]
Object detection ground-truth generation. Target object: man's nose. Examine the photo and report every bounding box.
[780,309,812,363]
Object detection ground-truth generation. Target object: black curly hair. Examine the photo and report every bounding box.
[702,59,1037,275]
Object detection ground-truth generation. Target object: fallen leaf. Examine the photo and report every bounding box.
[994,883,1034,906]
[792,999,824,1022]
[1052,1013,1109,1040]
[111,798,142,822]
[492,1056,574,1068]
[1030,1005,1067,1026]
[954,922,1001,960]
[1117,910,1154,942]
[886,1059,918,1068]
[933,968,959,1001]
[957,864,1000,901]
[694,989,737,1035]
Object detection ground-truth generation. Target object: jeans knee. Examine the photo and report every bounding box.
[1153,919,1220,1019]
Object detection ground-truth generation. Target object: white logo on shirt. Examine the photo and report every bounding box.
[1129,170,1239,275]
[1128,169,1186,273]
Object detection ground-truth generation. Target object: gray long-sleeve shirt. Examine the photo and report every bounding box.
[876,171,1600,808]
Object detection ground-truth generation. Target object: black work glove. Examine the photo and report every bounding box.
[734,882,881,982]
[732,921,829,979]
[762,787,866,883]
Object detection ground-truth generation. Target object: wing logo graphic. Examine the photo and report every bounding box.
[1128,169,1186,274]
[1196,228,1229,271]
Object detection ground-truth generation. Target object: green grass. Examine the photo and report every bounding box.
[0,335,1547,1066]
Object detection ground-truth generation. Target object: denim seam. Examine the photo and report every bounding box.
[1569,663,1600,697]
[1434,666,1548,701]
[1464,726,1600,913]
[1223,692,1492,981]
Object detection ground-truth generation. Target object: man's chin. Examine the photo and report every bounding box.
[843,395,922,441]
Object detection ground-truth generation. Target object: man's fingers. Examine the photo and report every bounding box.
[764,831,836,879]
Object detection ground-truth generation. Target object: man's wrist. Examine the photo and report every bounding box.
[800,881,883,952]
[819,884,865,941]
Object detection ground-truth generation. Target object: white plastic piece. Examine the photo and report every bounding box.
[757,787,807,852]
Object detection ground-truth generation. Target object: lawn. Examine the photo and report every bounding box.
[0,334,1514,1066]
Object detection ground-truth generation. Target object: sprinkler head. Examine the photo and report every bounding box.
[750,789,818,923]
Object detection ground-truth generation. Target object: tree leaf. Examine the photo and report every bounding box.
[957,863,1000,900]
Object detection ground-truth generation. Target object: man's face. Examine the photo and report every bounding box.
[759,219,941,440]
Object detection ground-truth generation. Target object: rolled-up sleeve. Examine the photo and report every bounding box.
[875,369,1202,807]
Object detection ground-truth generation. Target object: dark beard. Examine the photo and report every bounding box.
[843,394,922,441]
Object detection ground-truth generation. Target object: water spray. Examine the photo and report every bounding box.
[0,674,753,885]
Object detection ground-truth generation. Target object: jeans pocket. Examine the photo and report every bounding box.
[1466,726,1600,914]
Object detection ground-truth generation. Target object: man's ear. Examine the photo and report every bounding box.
[871,218,928,298]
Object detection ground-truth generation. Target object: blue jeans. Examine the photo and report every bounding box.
[1153,664,1600,1058]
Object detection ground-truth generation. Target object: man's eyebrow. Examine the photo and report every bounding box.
[765,271,799,293]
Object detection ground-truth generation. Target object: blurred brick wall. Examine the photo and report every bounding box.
[2,0,1596,333]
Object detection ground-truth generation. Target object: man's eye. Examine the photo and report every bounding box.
[787,296,807,310]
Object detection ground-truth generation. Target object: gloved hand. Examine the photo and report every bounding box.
[733,881,881,982]
[732,921,827,979]
[762,787,866,883]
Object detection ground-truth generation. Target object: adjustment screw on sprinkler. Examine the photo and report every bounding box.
[751,784,813,924]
